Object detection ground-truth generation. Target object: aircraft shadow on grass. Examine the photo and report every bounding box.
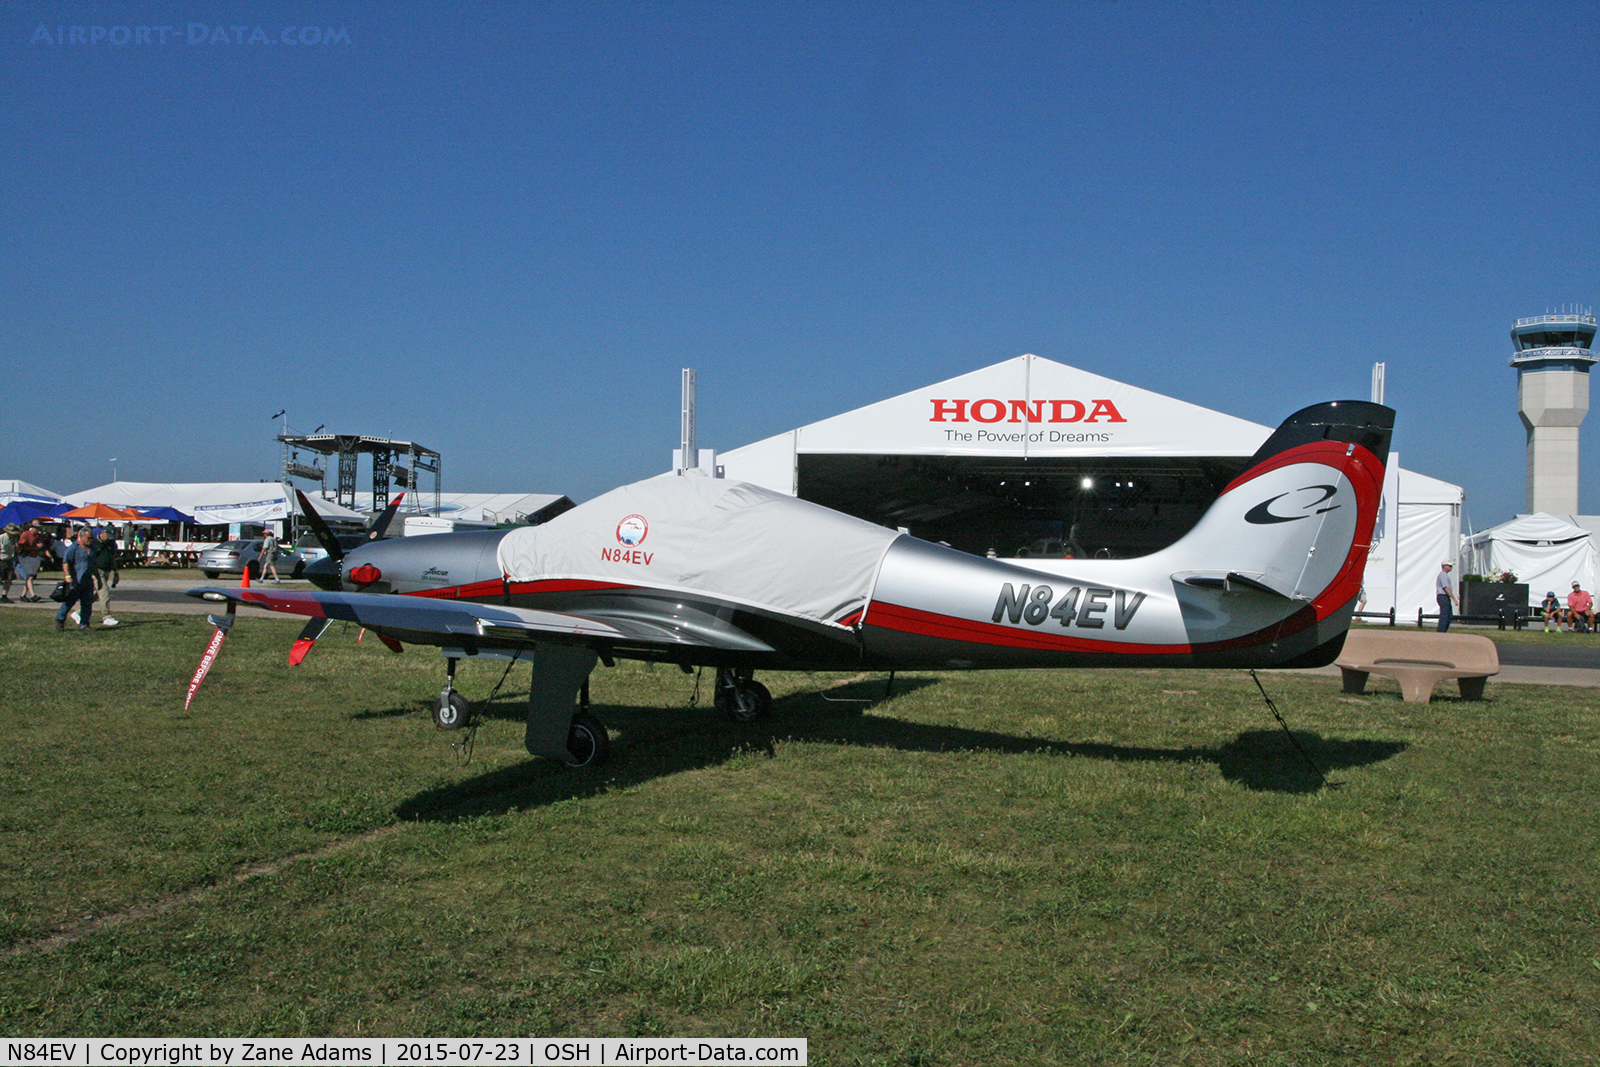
[393,676,1408,822]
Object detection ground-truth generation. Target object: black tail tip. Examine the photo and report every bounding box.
[1250,400,1395,468]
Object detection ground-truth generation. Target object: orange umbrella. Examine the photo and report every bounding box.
[59,502,151,521]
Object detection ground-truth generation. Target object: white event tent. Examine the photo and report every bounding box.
[1358,461,1463,623]
[717,354,1460,621]
[67,482,363,526]
[1463,514,1599,598]
[0,479,63,504]
[343,491,573,525]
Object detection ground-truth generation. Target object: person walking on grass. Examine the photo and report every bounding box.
[14,520,49,602]
[92,526,121,627]
[55,527,97,632]
[259,524,281,583]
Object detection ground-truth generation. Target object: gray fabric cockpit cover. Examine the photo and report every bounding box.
[496,472,901,625]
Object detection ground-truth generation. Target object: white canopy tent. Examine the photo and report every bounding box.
[0,479,64,504]
[343,491,573,524]
[67,482,363,525]
[1463,514,1599,599]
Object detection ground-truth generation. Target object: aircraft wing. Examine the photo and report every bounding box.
[185,587,775,654]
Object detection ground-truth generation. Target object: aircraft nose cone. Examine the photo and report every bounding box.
[304,555,341,591]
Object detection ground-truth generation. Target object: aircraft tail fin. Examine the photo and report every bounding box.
[1167,400,1393,618]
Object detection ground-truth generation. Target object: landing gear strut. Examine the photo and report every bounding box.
[715,667,772,723]
[433,657,469,730]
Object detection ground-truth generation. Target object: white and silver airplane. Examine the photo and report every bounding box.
[187,400,1393,768]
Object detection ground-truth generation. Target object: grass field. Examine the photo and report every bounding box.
[2,609,1597,1064]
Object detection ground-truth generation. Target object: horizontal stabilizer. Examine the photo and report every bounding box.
[1175,571,1294,598]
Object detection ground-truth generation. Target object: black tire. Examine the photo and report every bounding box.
[245,561,260,580]
[723,679,773,723]
[290,562,304,579]
[560,712,610,768]
[202,570,220,579]
[432,691,469,730]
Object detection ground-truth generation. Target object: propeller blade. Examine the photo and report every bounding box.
[184,603,236,711]
[288,617,333,666]
[295,489,345,566]
[369,492,405,539]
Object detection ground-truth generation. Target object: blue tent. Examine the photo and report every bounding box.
[0,500,72,527]
[135,506,197,524]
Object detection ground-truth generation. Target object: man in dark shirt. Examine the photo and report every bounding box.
[91,527,121,627]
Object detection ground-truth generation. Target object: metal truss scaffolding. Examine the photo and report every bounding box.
[278,432,442,515]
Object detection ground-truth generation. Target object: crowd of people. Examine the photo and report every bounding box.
[0,518,126,629]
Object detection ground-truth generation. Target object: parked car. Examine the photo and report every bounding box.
[292,529,372,567]
[1013,538,1076,559]
[198,539,304,579]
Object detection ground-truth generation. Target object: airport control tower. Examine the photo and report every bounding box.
[1512,309,1598,515]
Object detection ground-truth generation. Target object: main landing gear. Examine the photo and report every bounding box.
[433,657,470,730]
[430,653,775,770]
[432,651,611,769]
[714,666,772,723]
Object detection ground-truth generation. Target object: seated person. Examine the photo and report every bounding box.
[1540,591,1562,632]
[1566,582,1595,632]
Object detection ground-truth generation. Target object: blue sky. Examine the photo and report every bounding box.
[3,1,1596,529]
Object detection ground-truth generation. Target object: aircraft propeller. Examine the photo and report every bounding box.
[368,492,405,539]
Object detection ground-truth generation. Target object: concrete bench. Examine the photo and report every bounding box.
[1336,630,1500,703]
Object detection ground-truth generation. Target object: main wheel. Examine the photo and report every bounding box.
[245,561,261,580]
[203,570,220,579]
[432,691,469,730]
[560,712,610,768]
[722,680,773,723]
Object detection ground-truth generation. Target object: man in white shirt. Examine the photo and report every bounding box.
[1435,562,1458,632]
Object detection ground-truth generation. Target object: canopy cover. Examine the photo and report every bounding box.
[498,471,901,625]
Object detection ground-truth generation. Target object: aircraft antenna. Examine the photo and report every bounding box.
[1371,362,1386,405]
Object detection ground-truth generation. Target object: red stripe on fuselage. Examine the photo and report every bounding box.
[863,600,1193,655]
[407,577,636,600]
[863,598,1334,657]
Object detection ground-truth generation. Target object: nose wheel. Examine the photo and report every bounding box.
[715,667,772,723]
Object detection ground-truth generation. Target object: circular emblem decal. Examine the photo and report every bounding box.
[616,514,649,546]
